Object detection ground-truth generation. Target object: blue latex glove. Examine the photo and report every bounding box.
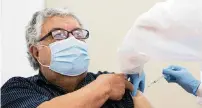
[128,72,145,96]
[163,65,201,96]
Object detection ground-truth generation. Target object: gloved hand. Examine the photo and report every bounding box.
[128,72,145,96]
[163,65,201,96]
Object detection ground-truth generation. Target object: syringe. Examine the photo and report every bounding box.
[147,75,164,88]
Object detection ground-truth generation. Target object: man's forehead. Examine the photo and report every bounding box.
[47,16,77,23]
[42,16,80,31]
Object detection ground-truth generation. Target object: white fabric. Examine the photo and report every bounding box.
[118,48,149,74]
[119,0,202,63]
[118,0,202,75]
[120,0,202,61]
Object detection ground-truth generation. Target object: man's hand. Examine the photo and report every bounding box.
[97,74,134,100]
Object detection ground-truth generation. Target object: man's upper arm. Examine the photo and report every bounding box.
[1,77,49,108]
[132,91,153,108]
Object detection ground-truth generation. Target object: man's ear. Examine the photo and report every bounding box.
[29,45,39,60]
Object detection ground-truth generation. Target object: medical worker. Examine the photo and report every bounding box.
[119,0,202,105]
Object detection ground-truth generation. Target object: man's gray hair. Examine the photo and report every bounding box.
[25,8,82,70]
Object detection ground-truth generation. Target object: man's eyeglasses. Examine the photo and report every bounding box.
[38,28,89,41]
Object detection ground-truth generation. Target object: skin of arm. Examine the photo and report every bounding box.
[133,91,154,108]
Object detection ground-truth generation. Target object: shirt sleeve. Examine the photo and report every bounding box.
[1,77,49,108]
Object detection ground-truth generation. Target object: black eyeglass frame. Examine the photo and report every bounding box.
[38,28,89,41]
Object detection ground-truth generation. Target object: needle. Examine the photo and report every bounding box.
[147,75,164,88]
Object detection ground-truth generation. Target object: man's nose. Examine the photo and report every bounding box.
[68,33,74,38]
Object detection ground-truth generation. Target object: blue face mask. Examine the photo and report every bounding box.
[39,37,90,76]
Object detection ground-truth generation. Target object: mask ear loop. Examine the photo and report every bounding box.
[30,43,50,68]
[38,60,50,68]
